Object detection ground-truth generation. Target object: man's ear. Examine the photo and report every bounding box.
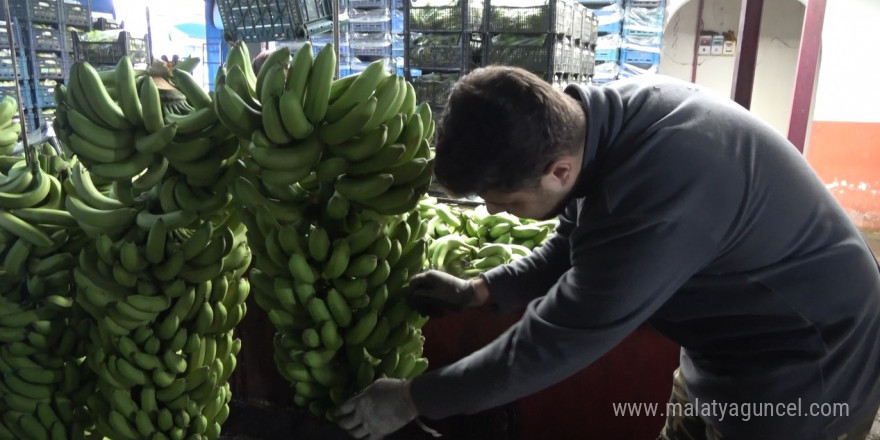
[543,157,576,189]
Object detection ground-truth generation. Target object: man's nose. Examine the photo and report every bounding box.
[485,203,502,215]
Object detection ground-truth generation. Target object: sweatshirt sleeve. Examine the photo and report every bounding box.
[479,201,578,315]
[411,213,718,419]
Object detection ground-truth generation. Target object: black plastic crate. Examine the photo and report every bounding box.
[409,0,485,32]
[217,0,334,42]
[63,27,75,52]
[35,80,55,107]
[6,0,59,23]
[488,0,572,35]
[92,16,119,30]
[487,34,558,75]
[26,26,62,51]
[412,74,456,109]
[72,31,150,68]
[63,1,89,27]
[410,44,463,70]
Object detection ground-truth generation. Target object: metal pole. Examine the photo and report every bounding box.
[333,0,340,78]
[2,0,32,167]
[145,5,154,64]
[690,0,704,83]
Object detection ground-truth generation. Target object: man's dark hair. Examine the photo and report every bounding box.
[433,66,586,196]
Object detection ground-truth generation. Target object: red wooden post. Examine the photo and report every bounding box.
[787,0,827,153]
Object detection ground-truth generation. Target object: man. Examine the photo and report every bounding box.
[336,66,880,439]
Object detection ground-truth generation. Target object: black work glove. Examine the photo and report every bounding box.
[405,270,477,317]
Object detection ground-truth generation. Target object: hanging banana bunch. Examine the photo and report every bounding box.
[222,41,436,421]
[0,135,95,440]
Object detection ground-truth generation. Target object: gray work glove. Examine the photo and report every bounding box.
[336,378,418,439]
[404,270,477,317]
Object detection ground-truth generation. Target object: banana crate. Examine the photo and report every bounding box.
[412,73,457,109]
[0,21,22,48]
[408,33,478,70]
[35,79,55,108]
[62,1,89,27]
[487,34,574,77]
[216,0,334,42]
[488,0,573,36]
[6,0,59,24]
[0,83,32,108]
[72,31,150,68]
[25,26,62,51]
[35,52,63,78]
[409,0,485,32]
[0,51,28,80]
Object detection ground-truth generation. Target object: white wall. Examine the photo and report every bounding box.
[659,0,804,135]
[752,0,804,134]
[813,0,880,123]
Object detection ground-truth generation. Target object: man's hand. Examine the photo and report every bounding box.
[405,270,484,316]
[336,378,417,439]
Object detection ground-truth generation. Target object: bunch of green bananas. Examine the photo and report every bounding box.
[217,40,439,421]
[0,96,21,155]
[53,58,178,184]
[0,145,96,440]
[218,42,436,217]
[238,200,431,420]
[72,208,251,440]
[418,199,559,276]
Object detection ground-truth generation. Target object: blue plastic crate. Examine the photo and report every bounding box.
[579,0,621,7]
[349,0,388,8]
[350,19,391,33]
[595,47,618,62]
[36,83,55,108]
[622,28,662,46]
[620,47,659,64]
[626,0,663,8]
[598,20,620,34]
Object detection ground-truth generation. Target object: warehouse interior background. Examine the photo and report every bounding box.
[0,0,877,438]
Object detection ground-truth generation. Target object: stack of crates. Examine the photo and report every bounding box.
[619,0,663,78]
[0,0,93,131]
[0,19,33,131]
[348,0,400,75]
[484,0,596,88]
[72,31,150,70]
[217,0,334,42]
[309,29,352,77]
[406,0,485,116]
[580,0,622,85]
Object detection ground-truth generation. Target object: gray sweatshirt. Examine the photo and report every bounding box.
[410,76,880,439]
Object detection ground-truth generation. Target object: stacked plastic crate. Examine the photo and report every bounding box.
[619,0,663,78]
[0,18,34,131]
[581,0,622,85]
[217,0,335,42]
[1,0,80,130]
[406,0,485,120]
[349,0,399,75]
[486,0,590,88]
